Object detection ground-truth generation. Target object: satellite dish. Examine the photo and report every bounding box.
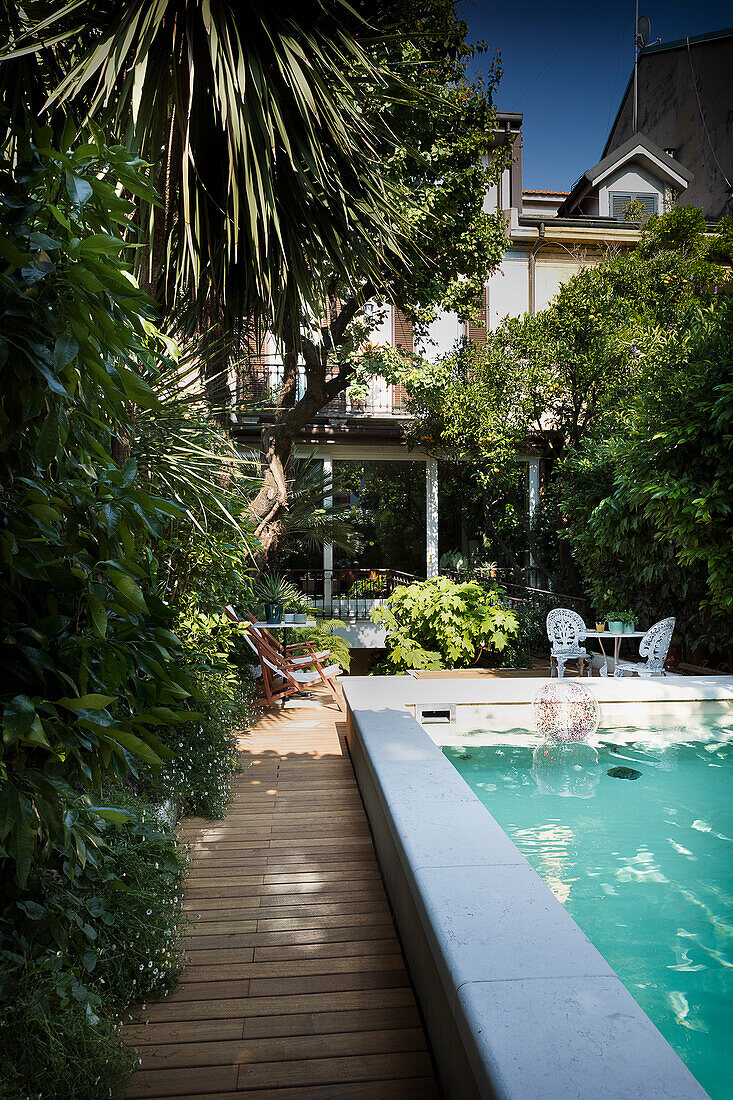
[636,16,651,48]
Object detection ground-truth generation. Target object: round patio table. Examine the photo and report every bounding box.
[584,629,646,677]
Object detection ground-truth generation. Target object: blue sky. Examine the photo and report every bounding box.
[458,0,732,191]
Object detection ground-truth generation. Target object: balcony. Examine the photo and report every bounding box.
[233,361,410,420]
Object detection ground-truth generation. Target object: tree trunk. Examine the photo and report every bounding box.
[248,285,373,566]
[250,421,293,568]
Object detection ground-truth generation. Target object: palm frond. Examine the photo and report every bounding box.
[282,453,361,555]
[14,0,409,327]
[130,335,261,543]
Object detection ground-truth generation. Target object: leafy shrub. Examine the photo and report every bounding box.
[161,571,259,818]
[371,576,518,672]
[561,298,733,658]
[0,969,133,1100]
[0,128,261,1099]
[139,672,255,819]
[0,791,186,1099]
[0,129,192,886]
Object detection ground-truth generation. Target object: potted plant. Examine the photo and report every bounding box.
[606,611,626,633]
[255,574,300,625]
[622,612,637,633]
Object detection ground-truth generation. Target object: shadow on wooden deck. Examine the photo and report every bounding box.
[123,694,439,1099]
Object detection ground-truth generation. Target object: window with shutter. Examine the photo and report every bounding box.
[610,190,658,220]
[467,289,488,346]
[392,308,414,352]
[391,382,407,413]
[389,308,413,414]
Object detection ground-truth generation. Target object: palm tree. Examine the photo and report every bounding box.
[9,0,405,334]
[276,453,360,565]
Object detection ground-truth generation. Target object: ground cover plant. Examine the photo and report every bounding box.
[371,575,518,672]
[0,791,185,1099]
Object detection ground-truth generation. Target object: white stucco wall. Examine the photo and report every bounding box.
[488,246,598,328]
[484,180,499,214]
[414,309,461,359]
[487,250,529,329]
[368,304,393,345]
[534,254,594,312]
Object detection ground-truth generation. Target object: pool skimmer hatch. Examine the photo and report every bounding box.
[417,703,456,725]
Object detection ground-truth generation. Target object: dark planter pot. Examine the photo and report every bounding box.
[265,603,283,624]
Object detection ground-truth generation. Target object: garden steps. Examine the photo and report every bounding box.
[123,690,438,1098]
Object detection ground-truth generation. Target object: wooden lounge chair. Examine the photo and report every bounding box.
[243,627,346,713]
[223,606,331,667]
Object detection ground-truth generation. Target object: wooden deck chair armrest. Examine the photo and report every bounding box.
[309,649,336,675]
[290,650,331,667]
[286,640,328,661]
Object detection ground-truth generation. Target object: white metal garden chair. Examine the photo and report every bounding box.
[615,617,676,678]
[546,608,591,678]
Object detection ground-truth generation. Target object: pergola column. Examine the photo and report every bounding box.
[527,457,540,586]
[426,456,439,578]
[323,455,333,604]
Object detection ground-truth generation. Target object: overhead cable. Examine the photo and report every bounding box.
[686,37,732,191]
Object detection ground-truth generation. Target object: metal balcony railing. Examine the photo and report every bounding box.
[288,567,420,620]
[234,361,410,419]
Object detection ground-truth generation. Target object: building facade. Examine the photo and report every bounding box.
[233,111,646,609]
[601,26,733,221]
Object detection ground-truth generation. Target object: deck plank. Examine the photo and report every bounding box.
[123,697,438,1097]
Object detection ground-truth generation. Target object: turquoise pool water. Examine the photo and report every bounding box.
[444,728,733,1100]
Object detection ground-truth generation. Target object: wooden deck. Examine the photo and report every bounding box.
[124,695,439,1099]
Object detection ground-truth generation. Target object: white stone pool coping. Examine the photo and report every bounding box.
[343,674,732,1100]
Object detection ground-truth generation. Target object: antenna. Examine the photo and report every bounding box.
[633,6,651,133]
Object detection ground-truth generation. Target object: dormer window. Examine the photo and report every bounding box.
[609,190,658,219]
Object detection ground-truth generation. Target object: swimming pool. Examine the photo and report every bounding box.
[444,721,733,1100]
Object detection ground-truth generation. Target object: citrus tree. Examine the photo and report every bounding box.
[406,208,733,616]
